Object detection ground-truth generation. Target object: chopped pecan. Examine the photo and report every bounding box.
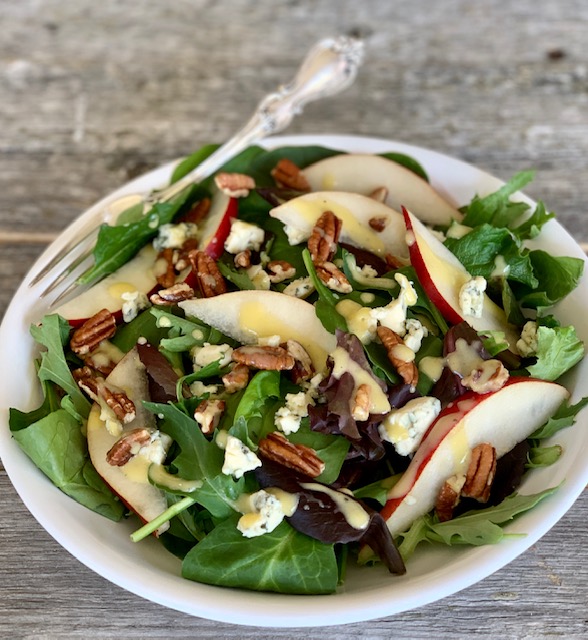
[308,210,342,264]
[315,261,352,293]
[101,385,136,424]
[368,215,388,232]
[462,360,509,394]
[234,249,252,269]
[70,309,117,356]
[270,158,311,192]
[351,383,371,421]
[222,363,250,393]
[194,398,226,435]
[155,247,177,289]
[232,345,295,371]
[267,260,296,283]
[462,443,497,503]
[385,254,405,270]
[189,250,227,298]
[435,474,466,522]
[73,366,101,400]
[285,339,314,383]
[106,428,152,466]
[178,197,211,225]
[368,186,389,203]
[214,172,255,198]
[377,325,418,387]
[258,431,325,478]
[150,282,195,305]
[174,237,200,272]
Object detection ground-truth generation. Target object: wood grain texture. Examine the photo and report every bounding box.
[0,1,586,638]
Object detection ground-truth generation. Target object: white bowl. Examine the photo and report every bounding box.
[0,135,586,627]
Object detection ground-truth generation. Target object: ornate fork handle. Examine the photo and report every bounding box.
[32,35,364,299]
[152,36,364,205]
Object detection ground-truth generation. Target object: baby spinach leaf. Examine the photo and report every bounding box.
[170,144,219,183]
[11,408,123,521]
[380,152,429,181]
[249,145,341,182]
[182,515,338,594]
[30,314,91,419]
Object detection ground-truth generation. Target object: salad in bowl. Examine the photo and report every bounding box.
[2,135,587,620]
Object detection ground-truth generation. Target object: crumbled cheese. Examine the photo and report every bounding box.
[153,222,198,251]
[403,318,428,353]
[137,431,172,465]
[237,490,288,538]
[246,264,271,290]
[100,406,123,437]
[224,219,265,254]
[258,334,282,347]
[459,276,487,318]
[192,343,233,370]
[378,396,441,456]
[221,435,262,479]
[371,272,418,335]
[282,276,315,299]
[516,320,539,357]
[274,390,314,435]
[121,290,151,323]
[189,380,219,397]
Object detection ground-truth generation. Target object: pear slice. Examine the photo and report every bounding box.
[86,347,169,534]
[179,290,337,372]
[303,153,462,225]
[381,377,569,536]
[270,191,408,260]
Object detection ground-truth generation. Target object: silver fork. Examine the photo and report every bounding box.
[30,35,364,305]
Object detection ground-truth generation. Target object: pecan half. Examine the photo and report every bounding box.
[435,474,466,522]
[106,428,152,466]
[377,325,418,387]
[462,443,497,503]
[150,282,194,305]
[267,260,296,283]
[315,261,352,293]
[270,158,311,192]
[462,360,509,394]
[214,172,255,198]
[258,432,325,478]
[232,345,295,371]
[70,309,117,356]
[189,250,227,298]
[194,398,226,435]
[285,339,314,383]
[308,210,342,264]
[222,363,250,393]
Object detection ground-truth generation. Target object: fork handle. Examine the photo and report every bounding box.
[154,36,364,204]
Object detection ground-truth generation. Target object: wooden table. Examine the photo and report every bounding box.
[1,1,586,637]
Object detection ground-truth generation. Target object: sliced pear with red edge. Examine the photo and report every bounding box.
[86,347,169,534]
[381,377,569,536]
[403,207,520,351]
[270,191,408,260]
[179,289,337,372]
[303,153,462,226]
[56,190,237,326]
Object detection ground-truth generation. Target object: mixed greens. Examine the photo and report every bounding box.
[9,143,587,595]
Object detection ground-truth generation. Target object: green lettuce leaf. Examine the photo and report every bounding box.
[182,515,338,594]
[526,324,585,381]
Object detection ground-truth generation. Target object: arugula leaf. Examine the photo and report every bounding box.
[30,314,91,419]
[182,516,338,594]
[11,408,124,521]
[444,225,537,288]
[526,324,585,381]
[511,200,555,240]
[461,171,535,227]
[526,445,562,468]
[530,396,588,439]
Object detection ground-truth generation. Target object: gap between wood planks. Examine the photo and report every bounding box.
[0,230,587,254]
